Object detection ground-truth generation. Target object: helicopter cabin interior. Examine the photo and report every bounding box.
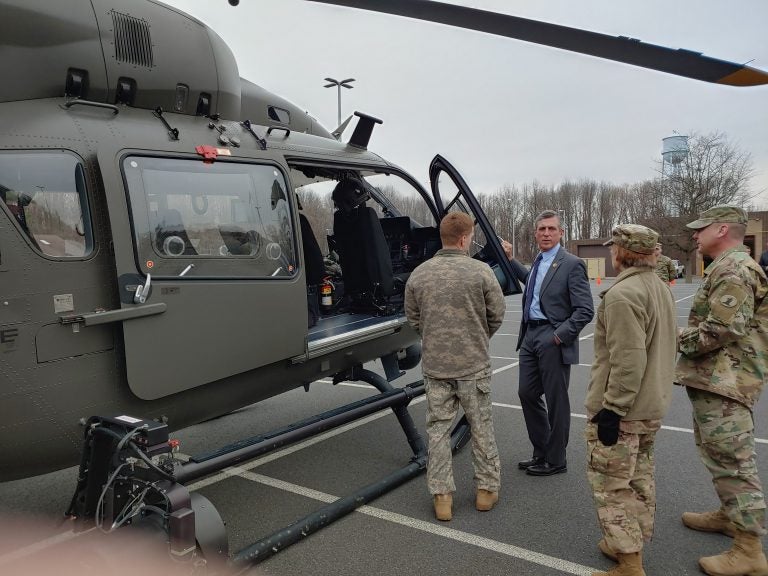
[288,164,443,350]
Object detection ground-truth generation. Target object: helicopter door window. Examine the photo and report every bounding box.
[434,174,488,258]
[122,156,297,279]
[0,151,93,258]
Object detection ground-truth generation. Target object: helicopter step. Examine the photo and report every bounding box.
[63,368,459,572]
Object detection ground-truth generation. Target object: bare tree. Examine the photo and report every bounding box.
[646,131,754,279]
[659,131,754,215]
[479,184,525,253]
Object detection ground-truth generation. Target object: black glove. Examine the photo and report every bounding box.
[591,408,622,446]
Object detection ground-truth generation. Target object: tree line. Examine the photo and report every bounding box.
[299,131,762,274]
[479,131,759,273]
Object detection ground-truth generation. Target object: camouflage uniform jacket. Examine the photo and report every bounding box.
[654,254,676,283]
[585,267,677,419]
[405,249,505,379]
[676,245,768,409]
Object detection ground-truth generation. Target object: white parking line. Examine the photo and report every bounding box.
[493,362,519,375]
[0,526,97,566]
[490,403,767,445]
[232,469,598,576]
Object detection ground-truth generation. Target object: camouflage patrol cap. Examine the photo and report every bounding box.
[603,224,658,255]
[686,205,748,230]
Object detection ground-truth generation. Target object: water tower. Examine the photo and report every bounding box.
[662,133,689,178]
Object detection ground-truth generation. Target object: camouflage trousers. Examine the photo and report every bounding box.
[585,419,661,554]
[687,387,766,536]
[424,369,500,495]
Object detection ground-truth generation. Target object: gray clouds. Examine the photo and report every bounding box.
[164,0,768,202]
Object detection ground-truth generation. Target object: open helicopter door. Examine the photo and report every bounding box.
[429,155,521,295]
[97,145,306,400]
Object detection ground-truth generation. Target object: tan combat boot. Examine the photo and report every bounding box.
[475,489,498,511]
[434,493,452,521]
[598,538,617,561]
[591,551,646,576]
[682,509,738,537]
[698,530,768,576]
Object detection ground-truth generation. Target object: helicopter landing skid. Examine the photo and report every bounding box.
[65,372,471,573]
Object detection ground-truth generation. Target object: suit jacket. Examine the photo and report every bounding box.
[510,248,594,364]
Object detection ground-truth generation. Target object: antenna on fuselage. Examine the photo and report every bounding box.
[331,115,354,140]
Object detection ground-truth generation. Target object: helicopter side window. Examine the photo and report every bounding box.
[0,151,93,258]
[122,156,297,279]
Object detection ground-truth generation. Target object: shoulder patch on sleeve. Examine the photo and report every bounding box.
[719,294,738,308]
[711,285,748,324]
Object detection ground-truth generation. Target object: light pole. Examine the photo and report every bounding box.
[323,77,355,126]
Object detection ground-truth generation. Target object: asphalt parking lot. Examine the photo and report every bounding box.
[1,278,766,575]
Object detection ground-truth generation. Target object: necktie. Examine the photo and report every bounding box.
[523,254,543,323]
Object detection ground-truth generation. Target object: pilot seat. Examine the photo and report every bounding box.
[331,176,394,312]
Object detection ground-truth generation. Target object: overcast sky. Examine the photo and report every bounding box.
[163,0,768,205]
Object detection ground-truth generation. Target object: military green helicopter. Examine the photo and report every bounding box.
[1,0,765,568]
[0,0,530,484]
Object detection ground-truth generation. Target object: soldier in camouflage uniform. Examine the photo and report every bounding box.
[405,212,505,521]
[653,243,676,283]
[676,205,768,576]
[585,225,677,576]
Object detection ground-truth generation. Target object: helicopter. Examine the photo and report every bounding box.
[0,0,537,486]
[1,0,766,568]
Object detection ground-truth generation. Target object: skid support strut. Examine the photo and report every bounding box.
[334,365,427,457]
[176,378,424,484]
[231,416,470,567]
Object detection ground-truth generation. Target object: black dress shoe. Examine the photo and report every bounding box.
[517,457,545,470]
[526,462,567,476]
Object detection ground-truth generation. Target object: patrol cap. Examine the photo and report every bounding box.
[686,205,748,230]
[603,224,658,255]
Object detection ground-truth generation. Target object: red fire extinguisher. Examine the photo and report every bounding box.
[320,277,334,312]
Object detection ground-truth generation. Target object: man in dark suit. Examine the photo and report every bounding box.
[503,210,594,476]
[759,239,768,272]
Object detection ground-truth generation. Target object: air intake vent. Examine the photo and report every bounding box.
[111,11,154,68]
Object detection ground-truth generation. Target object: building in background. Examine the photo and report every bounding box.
[570,210,768,278]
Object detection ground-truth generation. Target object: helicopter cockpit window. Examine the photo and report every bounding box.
[122,156,296,278]
[0,152,93,258]
[267,106,290,124]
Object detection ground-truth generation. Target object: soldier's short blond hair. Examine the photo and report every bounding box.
[612,244,656,269]
[440,212,474,246]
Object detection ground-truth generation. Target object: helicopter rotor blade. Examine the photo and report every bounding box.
[305,0,768,86]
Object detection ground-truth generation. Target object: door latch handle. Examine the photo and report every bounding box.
[134,273,152,304]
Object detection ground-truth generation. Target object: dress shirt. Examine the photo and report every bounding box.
[528,243,560,320]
